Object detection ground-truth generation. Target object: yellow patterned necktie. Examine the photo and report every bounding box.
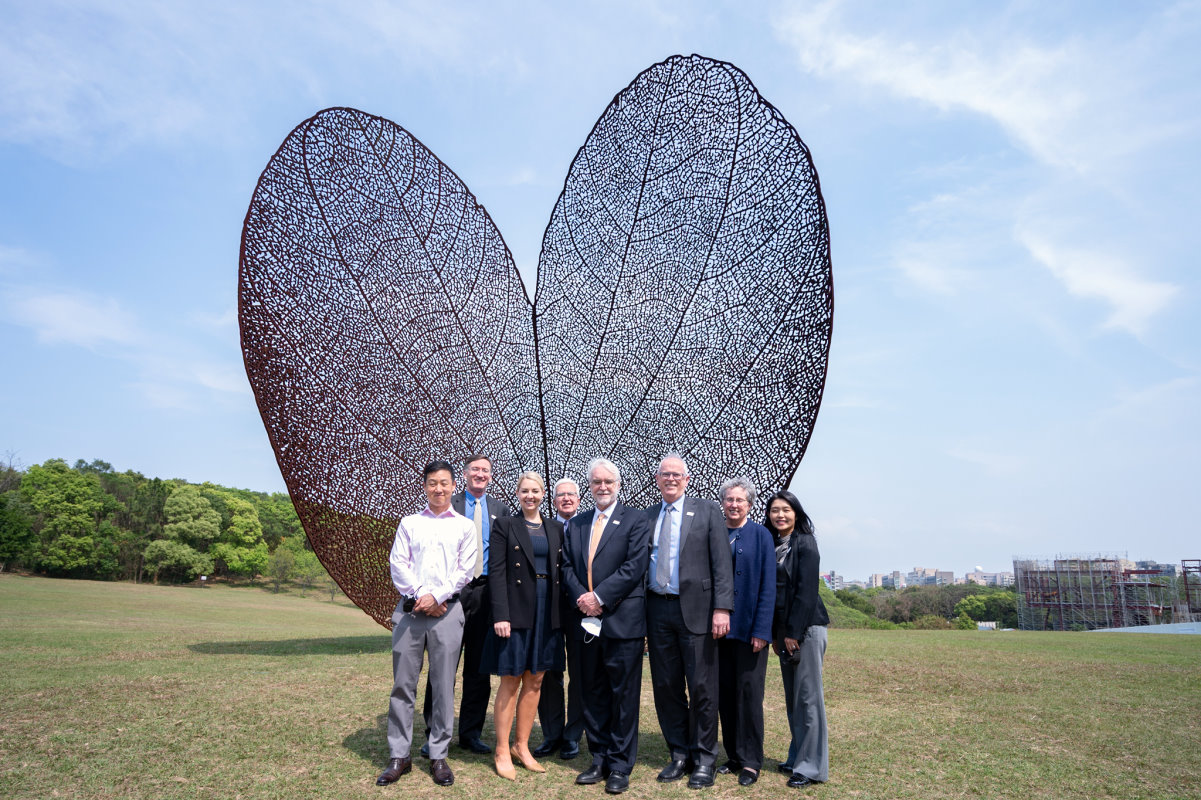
[587,511,607,592]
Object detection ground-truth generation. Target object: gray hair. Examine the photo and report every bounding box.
[553,477,580,496]
[657,452,691,476]
[586,457,622,486]
[719,476,757,507]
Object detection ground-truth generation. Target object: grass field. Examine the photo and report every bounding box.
[1,574,1198,800]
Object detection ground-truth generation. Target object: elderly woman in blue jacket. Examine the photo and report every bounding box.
[715,477,776,786]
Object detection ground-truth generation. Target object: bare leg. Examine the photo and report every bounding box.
[493,675,520,780]
[513,671,546,772]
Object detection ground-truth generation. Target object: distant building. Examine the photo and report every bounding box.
[965,570,1015,587]
[868,573,886,588]
[823,571,845,591]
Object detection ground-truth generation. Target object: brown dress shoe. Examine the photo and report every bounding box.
[430,758,454,786]
[376,756,411,785]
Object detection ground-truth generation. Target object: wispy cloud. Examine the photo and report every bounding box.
[6,289,139,348]
[0,0,522,163]
[1016,228,1178,337]
[3,282,247,406]
[772,1,1200,177]
[773,1,1193,336]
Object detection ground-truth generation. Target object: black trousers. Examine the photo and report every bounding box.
[576,627,643,775]
[536,618,584,744]
[646,592,719,767]
[423,577,491,741]
[717,637,769,770]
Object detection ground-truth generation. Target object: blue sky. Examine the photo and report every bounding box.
[2,1,1198,579]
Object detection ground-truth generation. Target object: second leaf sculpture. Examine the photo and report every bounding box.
[239,54,833,626]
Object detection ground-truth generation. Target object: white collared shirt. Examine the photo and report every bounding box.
[389,504,477,604]
[650,497,684,594]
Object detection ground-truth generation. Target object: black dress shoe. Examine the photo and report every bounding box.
[430,758,454,786]
[577,763,608,784]
[560,740,580,759]
[776,762,792,774]
[717,760,740,774]
[419,742,430,758]
[787,773,816,788]
[605,771,630,794]
[688,765,716,789]
[658,758,691,782]
[459,736,492,754]
[376,757,412,785]
[533,737,561,757]
[738,768,759,786]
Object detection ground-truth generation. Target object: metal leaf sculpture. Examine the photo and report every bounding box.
[239,54,833,626]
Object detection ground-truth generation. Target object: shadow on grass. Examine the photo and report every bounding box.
[344,713,391,766]
[189,634,389,656]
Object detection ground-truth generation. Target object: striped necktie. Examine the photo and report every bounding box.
[587,511,607,592]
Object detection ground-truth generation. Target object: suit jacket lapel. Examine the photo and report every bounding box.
[677,496,695,555]
[512,515,535,562]
[589,503,621,561]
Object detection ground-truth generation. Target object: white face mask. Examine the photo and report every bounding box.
[580,616,602,639]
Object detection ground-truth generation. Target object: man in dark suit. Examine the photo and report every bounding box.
[534,477,585,760]
[561,458,651,795]
[645,454,734,789]
[421,453,510,755]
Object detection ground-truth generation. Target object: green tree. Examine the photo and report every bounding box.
[162,485,221,549]
[955,612,977,630]
[266,544,296,593]
[143,539,213,583]
[209,496,267,578]
[954,594,988,620]
[0,491,35,571]
[19,459,110,577]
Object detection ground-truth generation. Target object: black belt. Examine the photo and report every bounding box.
[649,589,679,599]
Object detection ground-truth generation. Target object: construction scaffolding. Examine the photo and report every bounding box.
[1012,554,1183,631]
[1182,560,1201,621]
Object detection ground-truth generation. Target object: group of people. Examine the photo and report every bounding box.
[375,453,829,792]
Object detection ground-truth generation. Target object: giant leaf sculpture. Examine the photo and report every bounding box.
[239,54,833,626]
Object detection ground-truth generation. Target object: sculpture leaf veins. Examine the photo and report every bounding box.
[239,54,833,626]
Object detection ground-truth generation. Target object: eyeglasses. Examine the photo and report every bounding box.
[657,471,685,480]
[555,492,579,498]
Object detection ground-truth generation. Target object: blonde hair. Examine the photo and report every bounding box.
[516,471,546,492]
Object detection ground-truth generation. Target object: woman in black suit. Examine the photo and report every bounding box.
[486,471,564,780]
[764,490,829,788]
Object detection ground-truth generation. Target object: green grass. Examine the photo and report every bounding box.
[1,574,1198,800]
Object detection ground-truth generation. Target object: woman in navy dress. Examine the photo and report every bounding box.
[486,471,565,779]
[716,477,776,786]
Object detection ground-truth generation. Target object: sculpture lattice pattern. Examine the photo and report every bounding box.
[239,54,833,626]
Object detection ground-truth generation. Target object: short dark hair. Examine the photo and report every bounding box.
[423,460,456,481]
[463,454,492,468]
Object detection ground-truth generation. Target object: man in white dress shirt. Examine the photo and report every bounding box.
[377,460,476,788]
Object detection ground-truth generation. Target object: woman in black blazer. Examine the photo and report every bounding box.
[486,471,564,780]
[765,490,829,788]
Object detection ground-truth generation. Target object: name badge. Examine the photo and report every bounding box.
[612,520,621,525]
[686,511,695,517]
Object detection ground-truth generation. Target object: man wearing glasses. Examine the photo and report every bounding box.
[561,458,650,794]
[645,454,734,789]
[534,478,585,760]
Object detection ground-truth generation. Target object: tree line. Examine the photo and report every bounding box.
[833,583,1019,629]
[0,457,327,592]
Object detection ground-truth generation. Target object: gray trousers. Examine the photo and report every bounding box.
[779,625,828,782]
[387,599,465,759]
